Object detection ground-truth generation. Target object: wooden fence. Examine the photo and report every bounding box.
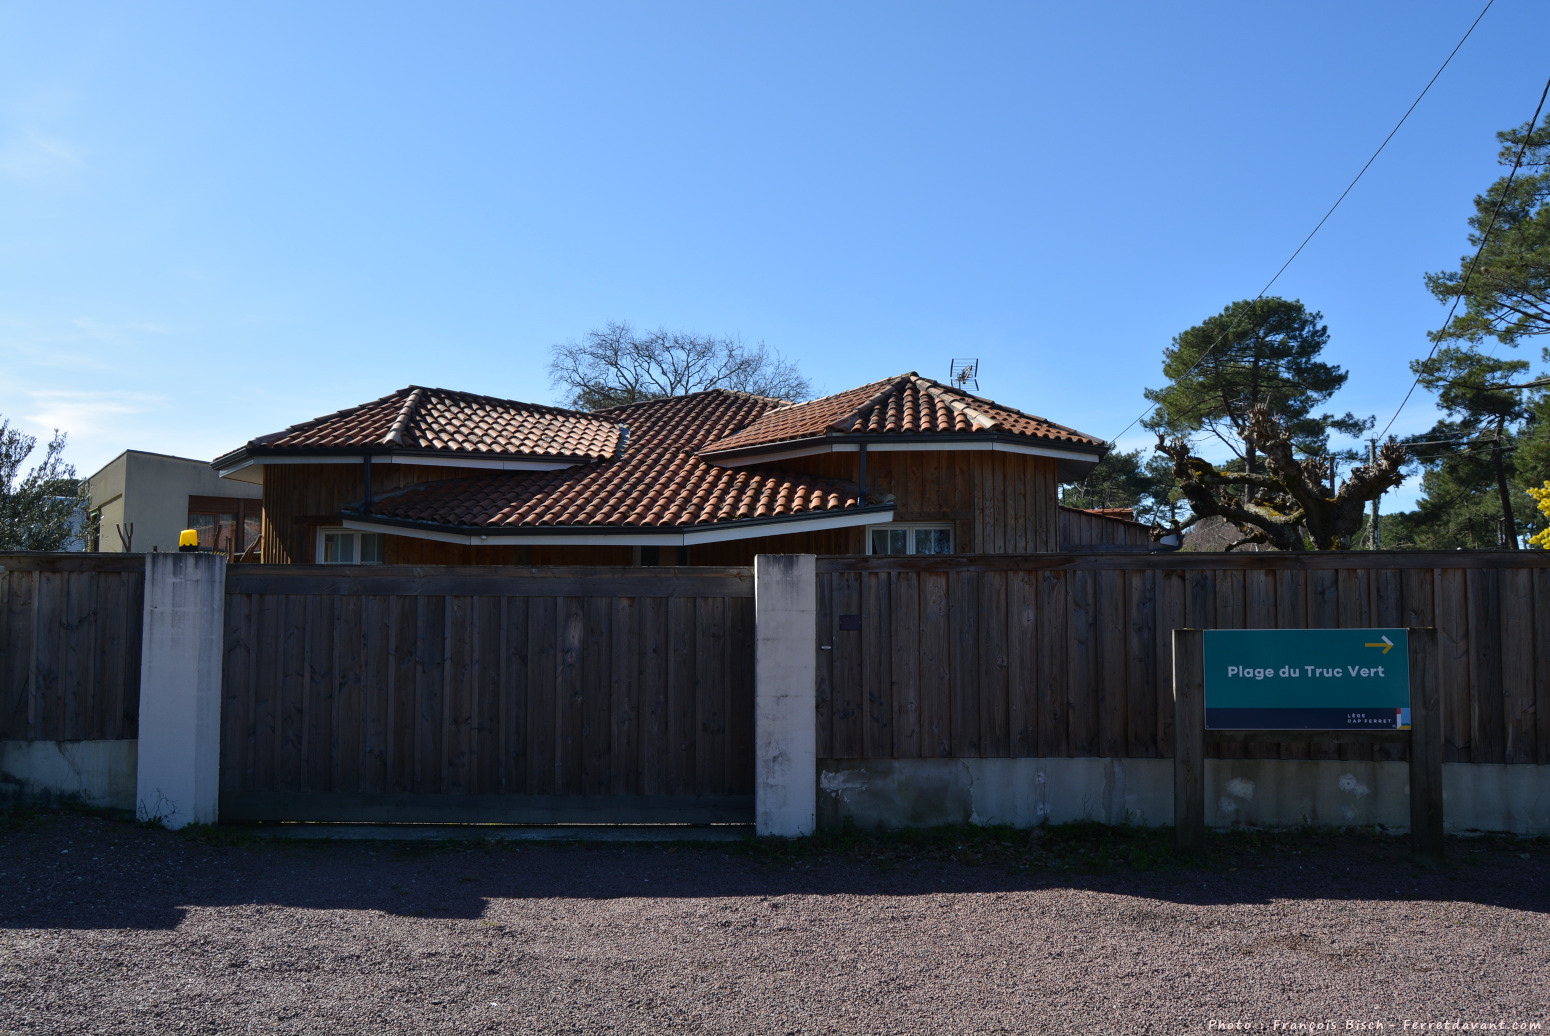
[219,565,756,823]
[0,554,144,742]
[816,552,1550,765]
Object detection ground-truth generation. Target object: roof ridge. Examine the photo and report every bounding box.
[823,374,914,433]
[413,385,616,423]
[594,387,792,416]
[913,376,1001,432]
[247,388,410,447]
[385,387,425,446]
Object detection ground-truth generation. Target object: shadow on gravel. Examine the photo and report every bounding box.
[1,813,1547,931]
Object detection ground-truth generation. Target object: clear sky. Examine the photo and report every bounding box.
[3,1,1546,509]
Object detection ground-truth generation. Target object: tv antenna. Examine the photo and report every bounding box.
[949,359,979,392]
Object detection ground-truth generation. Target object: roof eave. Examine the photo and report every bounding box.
[212,445,599,480]
[698,431,1108,471]
[338,503,898,547]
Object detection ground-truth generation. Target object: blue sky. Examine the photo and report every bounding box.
[3,1,1546,509]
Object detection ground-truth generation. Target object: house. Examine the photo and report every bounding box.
[212,373,1149,565]
[86,450,264,555]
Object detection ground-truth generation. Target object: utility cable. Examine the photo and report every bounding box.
[1110,0,1496,446]
[1376,72,1550,440]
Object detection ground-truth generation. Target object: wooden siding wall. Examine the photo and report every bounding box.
[219,566,756,804]
[1057,506,1155,551]
[816,552,1550,766]
[780,450,1062,554]
[0,554,144,741]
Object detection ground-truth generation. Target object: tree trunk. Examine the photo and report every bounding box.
[1493,422,1518,550]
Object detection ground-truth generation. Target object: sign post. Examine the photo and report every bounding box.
[1172,627,1442,863]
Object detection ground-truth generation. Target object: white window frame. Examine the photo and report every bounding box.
[315,527,386,564]
[864,522,955,556]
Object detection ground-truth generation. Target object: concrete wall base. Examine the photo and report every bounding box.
[817,757,1550,836]
[0,740,138,811]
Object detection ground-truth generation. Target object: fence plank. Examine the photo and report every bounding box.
[305,594,337,792]
[500,596,529,794]
[728,596,755,793]
[638,595,668,796]
[1008,570,1038,757]
[978,571,1009,758]
[1126,569,1157,759]
[865,572,895,759]
[667,596,697,795]
[444,595,474,794]
[951,569,982,756]
[920,571,952,757]
[1499,568,1535,764]
[390,595,418,793]
[414,595,447,794]
[892,570,921,759]
[1066,568,1097,757]
[1096,569,1127,759]
[610,596,640,795]
[830,572,864,759]
[360,594,392,794]
[1434,569,1471,764]
[279,594,308,793]
[1466,570,1505,765]
[1535,570,1550,766]
[814,571,833,757]
[1036,570,1068,757]
[556,596,586,795]
[583,595,612,795]
[694,596,728,796]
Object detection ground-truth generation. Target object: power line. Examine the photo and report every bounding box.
[1110,0,1496,445]
[1376,72,1550,440]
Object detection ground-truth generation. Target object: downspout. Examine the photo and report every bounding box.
[858,442,868,504]
[362,454,373,515]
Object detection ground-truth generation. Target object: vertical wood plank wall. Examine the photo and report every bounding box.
[1056,506,1155,550]
[218,566,756,801]
[816,553,1550,765]
[0,554,145,741]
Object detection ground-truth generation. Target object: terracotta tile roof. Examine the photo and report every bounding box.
[363,390,869,530]
[241,386,620,461]
[699,373,1106,457]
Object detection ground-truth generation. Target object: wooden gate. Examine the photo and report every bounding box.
[219,565,755,824]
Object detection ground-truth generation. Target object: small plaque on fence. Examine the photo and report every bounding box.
[1202,628,1411,730]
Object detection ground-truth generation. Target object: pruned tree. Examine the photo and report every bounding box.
[549,322,813,411]
[1143,298,1371,493]
[0,417,88,551]
[1156,406,1405,551]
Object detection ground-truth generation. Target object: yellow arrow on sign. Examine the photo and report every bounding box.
[1364,635,1395,655]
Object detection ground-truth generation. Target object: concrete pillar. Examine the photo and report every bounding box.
[754,554,817,837]
[135,552,226,828]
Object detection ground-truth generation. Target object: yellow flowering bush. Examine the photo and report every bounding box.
[1530,482,1550,549]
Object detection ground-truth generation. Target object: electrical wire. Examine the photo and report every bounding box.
[1376,72,1550,440]
[1109,0,1497,446]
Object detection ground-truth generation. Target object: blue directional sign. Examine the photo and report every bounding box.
[1202,628,1411,730]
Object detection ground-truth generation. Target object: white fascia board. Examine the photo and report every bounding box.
[220,453,576,479]
[340,507,893,548]
[379,454,576,471]
[702,440,856,466]
[855,439,1101,463]
[216,459,266,483]
[707,437,1100,467]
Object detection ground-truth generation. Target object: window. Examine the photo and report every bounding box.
[188,495,262,556]
[316,528,386,564]
[866,523,954,556]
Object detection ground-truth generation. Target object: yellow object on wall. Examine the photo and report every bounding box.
[178,528,199,548]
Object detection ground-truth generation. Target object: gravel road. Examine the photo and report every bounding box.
[1,815,1546,1035]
